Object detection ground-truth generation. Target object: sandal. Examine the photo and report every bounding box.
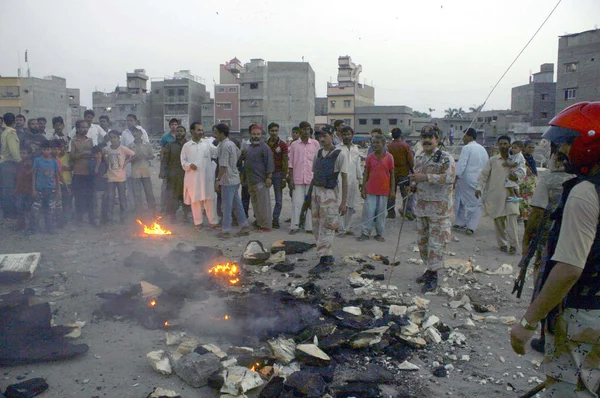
[374,235,385,242]
[356,235,369,242]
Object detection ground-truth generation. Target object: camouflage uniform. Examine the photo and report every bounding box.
[413,150,456,271]
[529,169,575,276]
[312,186,341,258]
[543,308,600,397]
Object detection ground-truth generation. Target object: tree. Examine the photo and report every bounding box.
[413,110,430,118]
[444,108,457,118]
[455,107,466,118]
[469,104,485,113]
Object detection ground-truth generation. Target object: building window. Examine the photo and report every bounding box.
[330,100,336,109]
[564,88,577,100]
[389,118,398,125]
[1,86,21,97]
[167,89,175,96]
[408,120,412,126]
[217,87,225,93]
[565,62,578,73]
[541,94,548,100]
[344,119,351,126]
[202,105,210,110]
[223,103,232,110]
[330,119,336,124]
[228,87,237,93]
[343,100,351,108]
[177,88,185,96]
[358,119,367,125]
[218,119,231,126]
[540,112,548,119]
[250,83,259,89]
[492,116,497,121]
[372,119,381,125]
[154,89,160,94]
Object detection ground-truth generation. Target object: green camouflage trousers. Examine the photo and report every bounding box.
[311,186,340,258]
[543,308,600,397]
[416,216,451,272]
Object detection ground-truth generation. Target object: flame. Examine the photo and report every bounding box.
[136,217,172,236]
[223,315,230,320]
[208,263,240,285]
[149,299,157,307]
[164,321,170,327]
[250,362,260,371]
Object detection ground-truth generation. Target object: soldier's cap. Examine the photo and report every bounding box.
[420,125,439,137]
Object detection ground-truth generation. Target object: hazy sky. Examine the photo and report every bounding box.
[1,0,598,117]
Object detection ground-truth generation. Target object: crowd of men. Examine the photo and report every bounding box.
[1,101,599,395]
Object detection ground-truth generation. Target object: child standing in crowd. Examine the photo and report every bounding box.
[127,126,156,214]
[31,141,62,233]
[71,119,94,224]
[50,140,66,227]
[357,134,395,242]
[15,145,34,234]
[90,146,108,225]
[56,139,73,225]
[504,140,526,202]
[103,130,134,223]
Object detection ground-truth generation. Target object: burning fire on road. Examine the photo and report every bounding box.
[208,263,240,285]
[136,217,172,236]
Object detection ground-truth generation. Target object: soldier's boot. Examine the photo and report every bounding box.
[416,270,434,284]
[421,271,438,293]
[309,256,332,275]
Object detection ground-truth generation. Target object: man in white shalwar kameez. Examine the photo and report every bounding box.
[181,122,218,230]
[454,128,489,235]
[337,126,363,235]
[475,135,524,255]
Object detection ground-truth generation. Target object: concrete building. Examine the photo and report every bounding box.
[266,62,315,135]
[327,56,375,128]
[201,99,215,132]
[315,97,328,117]
[148,70,209,136]
[93,69,149,132]
[354,106,413,137]
[511,63,556,126]
[238,59,315,138]
[556,29,600,114]
[0,75,73,128]
[214,58,242,133]
[67,88,86,127]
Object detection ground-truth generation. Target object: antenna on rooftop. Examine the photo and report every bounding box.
[17,52,22,77]
[25,50,31,78]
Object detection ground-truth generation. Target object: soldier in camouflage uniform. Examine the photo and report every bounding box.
[411,125,456,293]
[522,149,575,354]
[308,127,348,275]
[510,101,600,397]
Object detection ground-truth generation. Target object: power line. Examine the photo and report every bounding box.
[466,0,563,129]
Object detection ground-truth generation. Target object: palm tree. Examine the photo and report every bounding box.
[428,108,435,117]
[455,107,466,118]
[444,108,456,118]
[469,104,484,113]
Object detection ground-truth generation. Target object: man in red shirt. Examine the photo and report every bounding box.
[387,128,414,219]
[267,122,288,229]
[357,134,395,242]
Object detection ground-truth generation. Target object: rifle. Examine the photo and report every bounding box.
[299,183,314,228]
[512,207,551,298]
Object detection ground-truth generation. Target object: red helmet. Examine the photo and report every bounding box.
[543,102,600,173]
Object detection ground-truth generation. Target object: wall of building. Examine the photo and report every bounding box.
[148,81,165,135]
[201,100,215,132]
[0,76,71,129]
[215,84,240,133]
[240,59,268,134]
[354,106,413,136]
[93,90,149,132]
[556,29,600,114]
[315,97,328,116]
[266,62,315,136]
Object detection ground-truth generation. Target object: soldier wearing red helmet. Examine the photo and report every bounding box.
[511,102,600,396]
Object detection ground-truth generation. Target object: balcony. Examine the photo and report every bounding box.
[164,95,189,103]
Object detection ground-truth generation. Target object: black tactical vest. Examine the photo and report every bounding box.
[313,149,341,189]
[537,173,600,311]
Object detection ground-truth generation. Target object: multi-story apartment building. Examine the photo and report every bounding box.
[0,75,75,128]
[147,70,209,136]
[93,69,149,132]
[511,63,556,126]
[354,106,413,137]
[327,56,375,128]
[556,28,600,114]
